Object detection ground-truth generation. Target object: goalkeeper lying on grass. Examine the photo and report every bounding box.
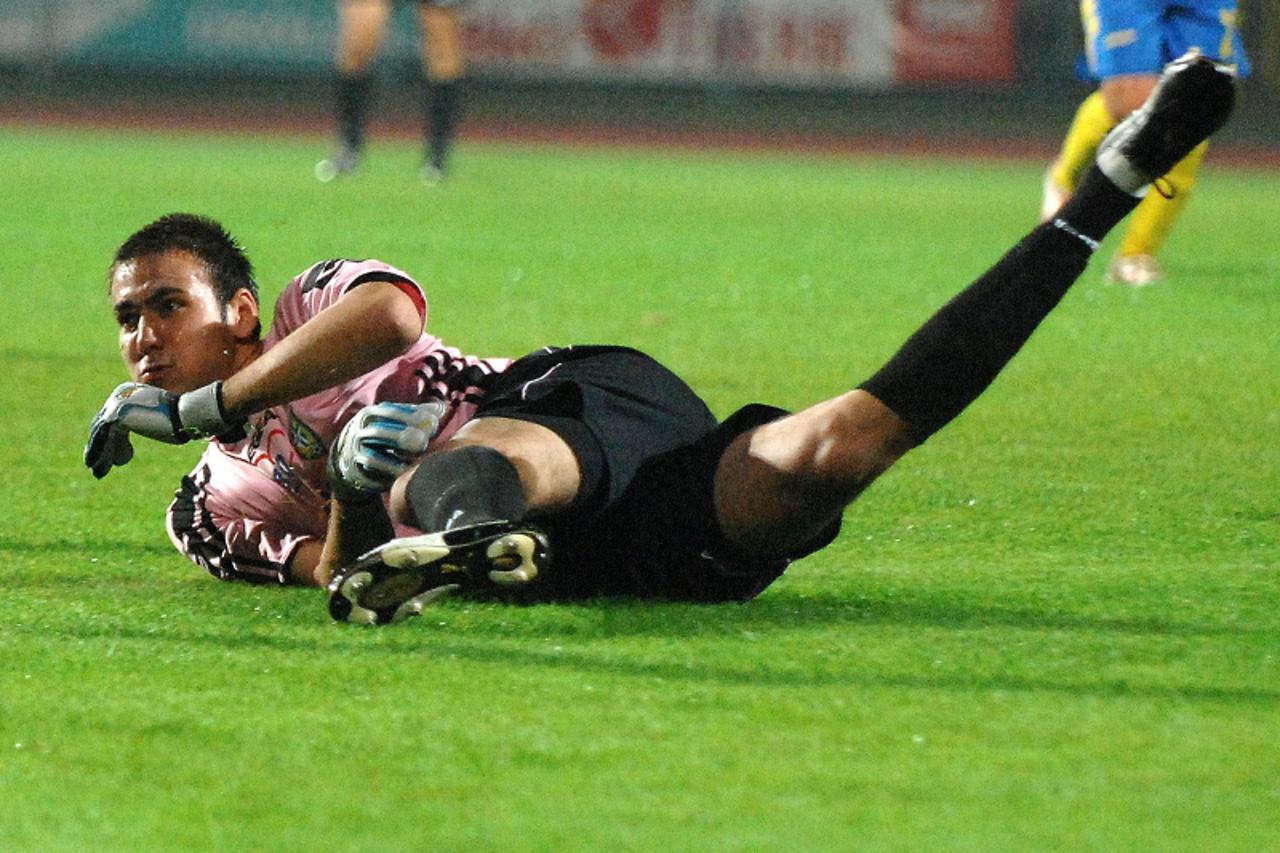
[86,53,1235,625]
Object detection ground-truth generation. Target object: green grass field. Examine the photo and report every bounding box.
[1,123,1277,851]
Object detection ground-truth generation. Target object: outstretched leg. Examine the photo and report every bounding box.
[714,53,1237,557]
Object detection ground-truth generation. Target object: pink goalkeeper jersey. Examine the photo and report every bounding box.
[166,259,511,584]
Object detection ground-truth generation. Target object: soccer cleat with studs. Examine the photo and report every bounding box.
[1096,50,1236,195]
[327,521,550,625]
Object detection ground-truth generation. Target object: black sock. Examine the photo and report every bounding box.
[859,222,1102,444]
[403,445,526,532]
[336,73,373,152]
[424,78,462,170]
[858,166,1145,443]
[1053,165,1144,245]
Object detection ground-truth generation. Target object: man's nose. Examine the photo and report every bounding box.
[135,316,162,351]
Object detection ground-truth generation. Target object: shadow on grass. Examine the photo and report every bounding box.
[536,590,1270,640]
[8,567,1267,640]
[15,593,1279,707]
[1,538,175,561]
[25,620,1280,706]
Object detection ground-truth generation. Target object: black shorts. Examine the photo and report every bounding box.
[474,345,841,602]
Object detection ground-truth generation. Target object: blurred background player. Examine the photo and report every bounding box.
[1040,0,1249,286]
[315,0,466,185]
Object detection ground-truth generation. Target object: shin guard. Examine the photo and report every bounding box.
[403,445,527,532]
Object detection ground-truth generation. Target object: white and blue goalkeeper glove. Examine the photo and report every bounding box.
[84,381,238,479]
[326,401,447,502]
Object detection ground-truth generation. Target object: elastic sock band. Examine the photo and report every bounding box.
[1055,165,1144,243]
[1051,218,1100,252]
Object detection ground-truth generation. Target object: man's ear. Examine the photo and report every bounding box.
[225,288,261,341]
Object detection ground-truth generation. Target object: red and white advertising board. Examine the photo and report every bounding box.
[894,0,1018,83]
[463,0,1016,89]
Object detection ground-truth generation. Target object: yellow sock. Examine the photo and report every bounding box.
[1049,91,1116,191]
[1118,141,1209,257]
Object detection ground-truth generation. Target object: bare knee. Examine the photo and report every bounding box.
[336,0,391,73]
[420,6,465,79]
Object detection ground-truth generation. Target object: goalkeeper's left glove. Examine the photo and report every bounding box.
[84,381,239,479]
[326,401,447,503]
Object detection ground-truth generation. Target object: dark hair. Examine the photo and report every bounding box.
[112,213,259,307]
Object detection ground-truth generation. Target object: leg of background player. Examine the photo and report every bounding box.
[316,0,392,182]
[418,3,465,184]
[1042,90,1115,220]
[1109,141,1208,285]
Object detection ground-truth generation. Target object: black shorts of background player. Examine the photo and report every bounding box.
[315,0,466,185]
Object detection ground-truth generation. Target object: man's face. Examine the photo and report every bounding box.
[110,250,242,394]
